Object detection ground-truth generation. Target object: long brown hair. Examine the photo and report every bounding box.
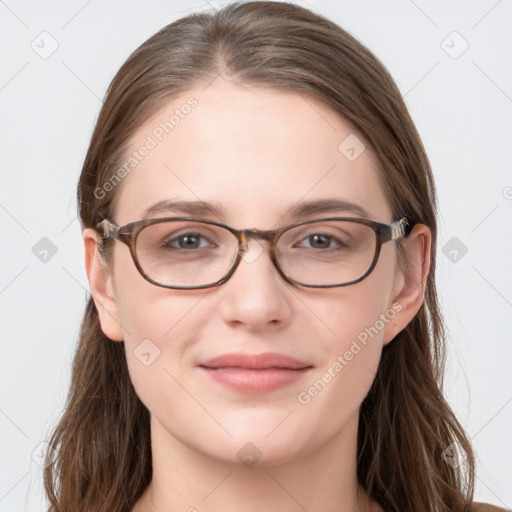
[43,2,476,510]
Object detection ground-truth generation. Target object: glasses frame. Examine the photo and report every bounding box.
[95,216,412,290]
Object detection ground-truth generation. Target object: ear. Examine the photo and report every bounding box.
[83,227,124,342]
[382,223,431,345]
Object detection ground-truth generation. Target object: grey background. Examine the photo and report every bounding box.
[1,0,511,510]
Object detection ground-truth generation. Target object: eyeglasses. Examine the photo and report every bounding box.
[95,216,412,290]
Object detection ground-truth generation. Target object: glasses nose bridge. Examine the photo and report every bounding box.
[238,227,279,248]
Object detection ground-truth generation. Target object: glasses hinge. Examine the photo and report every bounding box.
[391,218,409,240]
[97,219,119,238]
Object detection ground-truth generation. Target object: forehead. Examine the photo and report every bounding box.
[112,81,392,227]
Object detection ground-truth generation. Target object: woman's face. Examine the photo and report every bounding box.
[85,79,424,468]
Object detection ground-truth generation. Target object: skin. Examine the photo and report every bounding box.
[83,78,431,512]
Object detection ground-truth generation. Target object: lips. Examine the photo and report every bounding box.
[198,352,312,370]
[197,352,314,393]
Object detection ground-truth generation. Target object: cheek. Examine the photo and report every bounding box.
[291,293,387,448]
[330,306,384,381]
[119,297,199,415]
[310,275,390,355]
[112,243,199,342]
[296,276,391,401]
[111,249,209,409]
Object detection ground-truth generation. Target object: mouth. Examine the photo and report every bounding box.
[198,351,312,370]
[197,352,313,393]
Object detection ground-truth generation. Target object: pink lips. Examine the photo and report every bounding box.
[198,352,313,393]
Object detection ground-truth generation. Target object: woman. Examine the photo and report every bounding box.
[42,2,507,511]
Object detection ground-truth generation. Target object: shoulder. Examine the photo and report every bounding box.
[471,502,510,512]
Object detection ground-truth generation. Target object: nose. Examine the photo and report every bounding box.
[217,236,293,331]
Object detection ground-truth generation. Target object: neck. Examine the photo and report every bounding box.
[135,412,382,512]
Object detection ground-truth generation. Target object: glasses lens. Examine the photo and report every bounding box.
[135,220,238,287]
[276,220,377,286]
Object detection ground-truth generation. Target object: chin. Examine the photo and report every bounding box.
[204,425,313,469]
[208,442,305,470]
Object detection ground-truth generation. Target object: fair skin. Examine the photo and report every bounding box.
[83,79,430,512]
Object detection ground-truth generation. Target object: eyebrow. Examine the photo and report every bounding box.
[141,198,371,221]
